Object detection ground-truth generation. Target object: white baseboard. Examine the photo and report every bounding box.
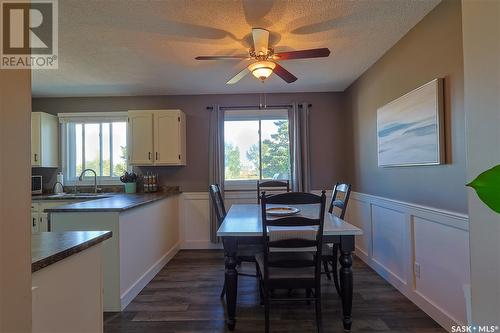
[120,242,180,310]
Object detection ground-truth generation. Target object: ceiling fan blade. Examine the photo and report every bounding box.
[252,28,270,55]
[195,55,248,60]
[226,67,251,84]
[274,48,330,60]
[273,63,297,83]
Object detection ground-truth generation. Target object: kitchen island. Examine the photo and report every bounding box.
[32,231,112,333]
[46,190,181,311]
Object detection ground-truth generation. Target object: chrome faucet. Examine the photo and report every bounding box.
[78,168,99,193]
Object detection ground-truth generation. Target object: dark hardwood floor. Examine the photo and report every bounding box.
[104,250,445,333]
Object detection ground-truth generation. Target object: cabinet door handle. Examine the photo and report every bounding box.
[155,152,158,160]
[148,152,151,160]
[34,154,38,162]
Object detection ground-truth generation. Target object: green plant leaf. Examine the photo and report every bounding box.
[467,164,500,214]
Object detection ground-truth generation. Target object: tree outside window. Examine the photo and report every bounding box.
[224,112,290,183]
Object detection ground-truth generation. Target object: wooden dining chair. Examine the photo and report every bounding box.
[257,191,327,333]
[256,179,290,203]
[209,184,260,299]
[321,183,352,295]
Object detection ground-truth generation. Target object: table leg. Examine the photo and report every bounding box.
[224,238,238,330]
[339,235,354,331]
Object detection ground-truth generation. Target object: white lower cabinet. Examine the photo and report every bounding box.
[31,212,39,233]
[39,213,49,232]
[31,203,50,233]
[31,201,84,233]
[32,244,104,333]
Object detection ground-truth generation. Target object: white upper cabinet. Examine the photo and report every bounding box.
[128,110,186,166]
[128,111,154,165]
[31,112,59,167]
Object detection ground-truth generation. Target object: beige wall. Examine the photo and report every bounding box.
[0,70,32,332]
[32,92,352,192]
[345,0,467,213]
[462,0,500,323]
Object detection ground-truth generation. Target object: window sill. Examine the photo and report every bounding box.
[223,179,291,192]
[224,180,258,192]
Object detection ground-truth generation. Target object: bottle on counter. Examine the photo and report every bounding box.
[147,172,152,193]
[143,173,149,193]
[54,172,64,194]
[141,172,159,193]
[152,173,158,192]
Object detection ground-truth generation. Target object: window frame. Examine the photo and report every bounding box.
[59,112,129,186]
[223,109,290,190]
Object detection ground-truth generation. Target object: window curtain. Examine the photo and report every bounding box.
[208,104,225,243]
[288,102,311,192]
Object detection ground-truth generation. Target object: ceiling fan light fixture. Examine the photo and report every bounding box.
[248,61,276,81]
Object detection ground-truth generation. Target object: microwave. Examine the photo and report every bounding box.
[32,175,43,194]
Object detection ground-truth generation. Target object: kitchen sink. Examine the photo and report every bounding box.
[49,193,111,199]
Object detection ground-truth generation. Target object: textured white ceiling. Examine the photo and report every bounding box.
[32,0,440,97]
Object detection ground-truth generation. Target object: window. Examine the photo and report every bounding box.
[224,109,290,187]
[59,112,128,184]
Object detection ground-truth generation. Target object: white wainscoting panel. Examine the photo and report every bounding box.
[180,191,257,249]
[349,192,470,331]
[371,205,409,287]
[413,216,470,325]
[180,192,221,249]
[344,198,371,260]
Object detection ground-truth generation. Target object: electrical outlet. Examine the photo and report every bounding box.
[415,263,421,279]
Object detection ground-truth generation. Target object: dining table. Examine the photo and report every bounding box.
[216,203,363,331]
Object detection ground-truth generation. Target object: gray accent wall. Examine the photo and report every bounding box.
[345,0,467,213]
[32,92,352,192]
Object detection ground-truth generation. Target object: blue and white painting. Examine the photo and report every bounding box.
[377,79,443,167]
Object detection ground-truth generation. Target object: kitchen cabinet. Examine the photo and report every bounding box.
[31,201,81,233]
[31,112,59,167]
[128,110,186,166]
[127,111,154,165]
[32,212,39,233]
[39,213,49,232]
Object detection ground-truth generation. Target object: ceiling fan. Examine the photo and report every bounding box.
[195,28,331,84]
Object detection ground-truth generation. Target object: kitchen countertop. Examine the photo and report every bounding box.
[43,190,180,213]
[32,231,112,272]
[32,193,113,201]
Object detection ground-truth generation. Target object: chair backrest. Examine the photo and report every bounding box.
[260,191,327,280]
[257,180,290,203]
[329,183,352,219]
[209,184,226,226]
